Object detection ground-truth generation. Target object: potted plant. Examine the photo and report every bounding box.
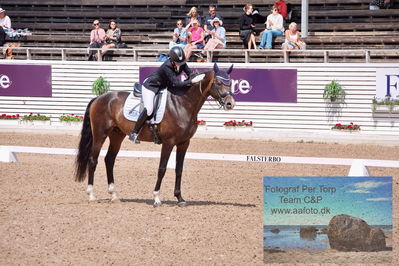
[59,114,84,126]
[196,120,207,130]
[21,113,51,125]
[372,97,399,113]
[223,120,254,131]
[331,122,360,132]
[0,113,20,125]
[92,76,110,96]
[323,80,345,102]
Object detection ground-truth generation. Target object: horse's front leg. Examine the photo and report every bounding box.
[174,140,190,207]
[153,143,174,207]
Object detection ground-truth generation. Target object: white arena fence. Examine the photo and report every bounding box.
[1,145,399,168]
[0,60,398,136]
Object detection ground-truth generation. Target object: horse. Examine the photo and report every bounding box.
[74,63,235,206]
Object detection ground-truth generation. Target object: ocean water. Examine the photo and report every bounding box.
[263,225,392,251]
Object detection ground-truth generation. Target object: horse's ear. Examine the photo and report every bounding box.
[213,63,219,73]
[227,64,234,74]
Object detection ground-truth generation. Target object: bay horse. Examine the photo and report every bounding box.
[74,63,235,206]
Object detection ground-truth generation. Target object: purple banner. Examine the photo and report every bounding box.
[140,66,297,103]
[0,64,52,97]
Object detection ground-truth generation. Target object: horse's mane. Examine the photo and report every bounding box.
[189,70,213,80]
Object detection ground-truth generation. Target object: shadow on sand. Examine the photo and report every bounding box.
[120,198,256,207]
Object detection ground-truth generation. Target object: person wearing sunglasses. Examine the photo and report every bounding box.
[88,19,106,61]
[259,5,284,49]
[169,19,188,50]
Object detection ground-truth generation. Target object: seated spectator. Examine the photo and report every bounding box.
[0,8,11,46]
[203,5,223,42]
[239,4,256,49]
[282,22,305,50]
[185,6,203,37]
[202,17,226,61]
[183,19,204,60]
[101,20,121,57]
[169,19,188,50]
[369,0,391,9]
[88,20,106,61]
[259,6,284,49]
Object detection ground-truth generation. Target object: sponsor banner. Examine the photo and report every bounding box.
[376,68,399,99]
[140,66,297,103]
[0,64,52,97]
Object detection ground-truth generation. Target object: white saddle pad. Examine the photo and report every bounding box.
[123,90,168,124]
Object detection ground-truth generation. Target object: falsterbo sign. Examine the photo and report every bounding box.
[376,68,399,99]
[140,66,297,103]
[0,64,52,97]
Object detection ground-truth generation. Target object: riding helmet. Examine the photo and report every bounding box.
[169,46,186,66]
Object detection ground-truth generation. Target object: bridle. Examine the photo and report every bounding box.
[197,72,233,109]
[212,74,233,107]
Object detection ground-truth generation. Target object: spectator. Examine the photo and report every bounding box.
[369,0,391,9]
[185,7,203,34]
[101,20,121,57]
[169,19,188,49]
[274,0,288,20]
[239,3,256,49]
[259,6,284,49]
[88,20,106,61]
[203,5,223,42]
[202,17,226,61]
[282,22,305,50]
[0,8,11,46]
[183,19,204,60]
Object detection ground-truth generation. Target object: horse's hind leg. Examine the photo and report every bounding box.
[105,128,125,201]
[87,132,107,201]
[153,143,174,207]
[174,140,190,207]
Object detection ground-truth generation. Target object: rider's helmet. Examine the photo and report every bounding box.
[169,46,186,66]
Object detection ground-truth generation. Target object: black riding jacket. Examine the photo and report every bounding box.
[143,59,192,93]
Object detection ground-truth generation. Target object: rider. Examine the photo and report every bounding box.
[129,46,203,143]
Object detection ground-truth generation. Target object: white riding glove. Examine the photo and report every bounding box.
[191,74,205,84]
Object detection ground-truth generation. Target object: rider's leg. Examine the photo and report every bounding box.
[129,87,154,143]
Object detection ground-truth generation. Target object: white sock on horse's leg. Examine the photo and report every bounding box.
[153,190,161,207]
[108,183,118,201]
[86,185,96,201]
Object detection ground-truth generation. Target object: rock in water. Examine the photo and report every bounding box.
[327,214,386,251]
[300,226,317,239]
[270,228,280,234]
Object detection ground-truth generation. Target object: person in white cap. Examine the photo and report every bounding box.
[0,8,12,46]
[202,17,226,61]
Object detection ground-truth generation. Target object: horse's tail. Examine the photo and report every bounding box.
[74,97,97,182]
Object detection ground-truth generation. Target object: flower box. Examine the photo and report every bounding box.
[21,120,51,126]
[0,120,20,126]
[60,121,83,127]
[373,105,399,113]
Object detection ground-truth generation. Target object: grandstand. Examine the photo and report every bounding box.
[2,0,399,62]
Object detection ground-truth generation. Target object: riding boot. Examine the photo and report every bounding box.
[129,108,149,144]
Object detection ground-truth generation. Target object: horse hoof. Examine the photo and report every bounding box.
[153,201,162,208]
[177,201,187,207]
[110,197,120,203]
[88,195,96,202]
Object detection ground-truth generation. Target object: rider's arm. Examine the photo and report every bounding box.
[182,63,192,78]
[164,66,192,89]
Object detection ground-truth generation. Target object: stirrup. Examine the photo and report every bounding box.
[129,132,140,144]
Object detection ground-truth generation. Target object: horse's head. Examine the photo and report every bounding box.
[209,63,235,110]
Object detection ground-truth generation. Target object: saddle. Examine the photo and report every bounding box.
[123,83,168,144]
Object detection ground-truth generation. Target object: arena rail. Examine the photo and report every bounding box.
[1,145,399,168]
[8,47,399,63]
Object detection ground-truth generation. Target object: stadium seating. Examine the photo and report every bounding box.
[2,0,399,61]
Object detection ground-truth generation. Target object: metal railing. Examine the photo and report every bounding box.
[5,47,399,63]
